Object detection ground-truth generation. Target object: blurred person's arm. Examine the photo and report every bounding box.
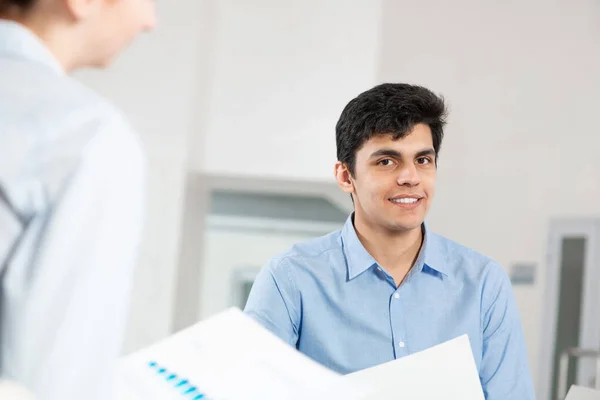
[1,119,145,400]
[479,263,535,400]
[244,258,300,347]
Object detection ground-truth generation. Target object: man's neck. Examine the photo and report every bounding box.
[353,214,424,286]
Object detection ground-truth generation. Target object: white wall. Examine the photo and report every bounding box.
[379,0,600,388]
[199,227,319,319]
[73,0,208,353]
[198,0,383,182]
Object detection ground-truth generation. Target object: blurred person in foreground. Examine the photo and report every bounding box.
[244,83,535,399]
[0,0,155,399]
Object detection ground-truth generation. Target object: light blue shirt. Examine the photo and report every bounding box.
[0,20,145,400]
[244,214,535,399]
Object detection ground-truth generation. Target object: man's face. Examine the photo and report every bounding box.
[86,0,156,67]
[335,123,437,234]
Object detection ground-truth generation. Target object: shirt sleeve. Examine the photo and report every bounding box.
[479,262,536,400]
[243,258,300,347]
[0,117,146,400]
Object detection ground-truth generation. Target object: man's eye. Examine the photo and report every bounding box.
[378,159,393,166]
[417,157,432,165]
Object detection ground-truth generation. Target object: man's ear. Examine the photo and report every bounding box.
[334,161,354,194]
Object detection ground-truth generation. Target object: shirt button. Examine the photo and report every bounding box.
[393,293,400,299]
[398,341,406,348]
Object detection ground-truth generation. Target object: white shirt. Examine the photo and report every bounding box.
[0,20,146,399]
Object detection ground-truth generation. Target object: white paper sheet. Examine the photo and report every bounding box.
[566,385,600,400]
[343,334,485,400]
[117,307,367,400]
[0,381,33,400]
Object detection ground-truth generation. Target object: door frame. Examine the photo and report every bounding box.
[538,218,600,400]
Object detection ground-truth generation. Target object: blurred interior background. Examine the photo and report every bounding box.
[72,1,600,399]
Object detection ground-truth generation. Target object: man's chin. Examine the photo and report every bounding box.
[388,218,424,233]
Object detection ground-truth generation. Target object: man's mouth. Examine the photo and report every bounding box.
[388,196,423,208]
[389,198,420,204]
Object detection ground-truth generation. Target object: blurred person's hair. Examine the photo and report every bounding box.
[0,0,36,14]
[335,83,448,176]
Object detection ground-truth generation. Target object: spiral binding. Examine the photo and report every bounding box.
[148,361,209,399]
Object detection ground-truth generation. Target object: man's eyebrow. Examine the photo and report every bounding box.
[368,148,402,159]
[415,148,436,158]
[369,148,436,159]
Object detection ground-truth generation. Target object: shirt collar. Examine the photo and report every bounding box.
[341,214,378,280]
[340,213,449,280]
[414,224,449,277]
[0,19,64,75]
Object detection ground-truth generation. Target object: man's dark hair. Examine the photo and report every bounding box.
[335,83,448,176]
[0,0,36,14]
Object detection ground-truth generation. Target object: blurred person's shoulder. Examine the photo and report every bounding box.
[0,55,142,154]
[0,57,144,213]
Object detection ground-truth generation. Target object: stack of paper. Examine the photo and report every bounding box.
[117,308,367,400]
[118,307,485,400]
[344,334,485,400]
[566,385,600,400]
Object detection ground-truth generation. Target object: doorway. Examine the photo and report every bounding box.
[538,219,600,400]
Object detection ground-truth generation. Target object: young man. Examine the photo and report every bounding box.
[244,83,535,399]
[0,0,155,399]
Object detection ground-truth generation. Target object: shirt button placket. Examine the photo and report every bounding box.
[390,289,406,358]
